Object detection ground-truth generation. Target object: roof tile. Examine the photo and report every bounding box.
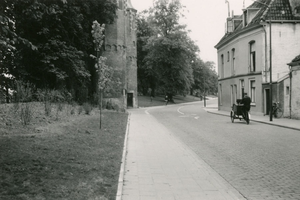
[215,0,300,48]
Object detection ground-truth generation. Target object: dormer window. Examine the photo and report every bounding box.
[248,8,260,23]
[243,10,248,27]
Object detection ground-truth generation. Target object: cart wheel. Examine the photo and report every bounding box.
[230,111,234,123]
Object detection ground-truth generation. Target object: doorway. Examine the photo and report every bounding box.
[127,93,133,107]
[265,89,270,115]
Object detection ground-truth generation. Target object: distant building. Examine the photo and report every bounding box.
[215,0,300,117]
[102,0,138,108]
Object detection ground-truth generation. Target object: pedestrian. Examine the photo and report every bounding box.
[240,93,251,124]
[165,95,169,105]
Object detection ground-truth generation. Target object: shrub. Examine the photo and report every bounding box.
[77,86,88,105]
[20,103,32,126]
[106,100,112,110]
[83,103,92,115]
[13,102,19,113]
[14,81,34,102]
[91,93,99,106]
[70,107,75,115]
[113,103,120,112]
[57,103,64,112]
[78,106,83,115]
[45,101,52,116]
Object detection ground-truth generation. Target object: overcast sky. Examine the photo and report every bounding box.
[130,0,252,65]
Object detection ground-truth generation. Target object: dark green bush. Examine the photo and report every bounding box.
[83,103,93,115]
[20,103,32,126]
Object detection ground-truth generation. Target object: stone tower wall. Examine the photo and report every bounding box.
[102,0,138,109]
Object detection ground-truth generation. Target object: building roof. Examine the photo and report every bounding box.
[292,54,300,62]
[288,54,300,66]
[215,0,300,49]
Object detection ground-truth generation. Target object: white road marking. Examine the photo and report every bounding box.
[177,106,185,115]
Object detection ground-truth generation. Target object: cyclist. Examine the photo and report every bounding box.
[240,93,251,124]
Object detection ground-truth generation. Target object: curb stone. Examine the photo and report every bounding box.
[115,113,131,200]
[206,110,300,131]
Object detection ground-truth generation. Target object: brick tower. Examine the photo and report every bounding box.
[102,0,138,109]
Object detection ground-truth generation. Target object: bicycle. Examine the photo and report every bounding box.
[272,102,283,118]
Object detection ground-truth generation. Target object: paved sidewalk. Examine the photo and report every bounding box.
[204,107,300,131]
[119,109,246,200]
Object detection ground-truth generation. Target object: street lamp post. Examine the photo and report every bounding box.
[204,76,206,107]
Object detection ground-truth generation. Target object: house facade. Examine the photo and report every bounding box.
[102,0,138,108]
[215,0,300,117]
[288,54,300,119]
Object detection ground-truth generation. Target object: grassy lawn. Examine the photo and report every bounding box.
[0,95,213,200]
[138,94,203,107]
[0,103,128,200]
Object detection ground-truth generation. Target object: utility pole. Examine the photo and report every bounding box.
[269,19,273,121]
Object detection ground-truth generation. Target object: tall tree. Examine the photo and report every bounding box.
[136,11,155,96]
[1,0,117,102]
[138,0,199,98]
[0,0,37,102]
[192,59,218,96]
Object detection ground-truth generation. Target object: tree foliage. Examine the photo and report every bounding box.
[145,0,198,96]
[136,0,217,97]
[91,21,121,93]
[136,11,155,96]
[192,59,218,96]
[0,0,118,103]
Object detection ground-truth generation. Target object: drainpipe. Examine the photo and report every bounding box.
[262,24,268,114]
[262,25,268,81]
[289,66,292,119]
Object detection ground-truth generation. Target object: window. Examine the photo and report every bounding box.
[227,51,230,62]
[286,86,290,95]
[231,84,237,104]
[234,84,237,104]
[219,84,222,105]
[221,54,224,78]
[231,85,233,105]
[232,48,235,75]
[240,79,245,98]
[249,41,256,72]
[250,80,256,103]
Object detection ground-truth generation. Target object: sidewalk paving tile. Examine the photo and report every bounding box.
[120,110,246,200]
[204,107,300,131]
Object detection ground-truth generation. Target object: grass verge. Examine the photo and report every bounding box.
[0,103,128,200]
[138,94,204,107]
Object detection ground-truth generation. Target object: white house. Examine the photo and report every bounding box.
[215,0,300,117]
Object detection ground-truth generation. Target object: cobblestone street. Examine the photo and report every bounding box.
[152,103,300,200]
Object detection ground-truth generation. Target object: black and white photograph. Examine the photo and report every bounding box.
[1,0,300,199]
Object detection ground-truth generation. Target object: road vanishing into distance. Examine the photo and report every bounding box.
[145,99,300,200]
